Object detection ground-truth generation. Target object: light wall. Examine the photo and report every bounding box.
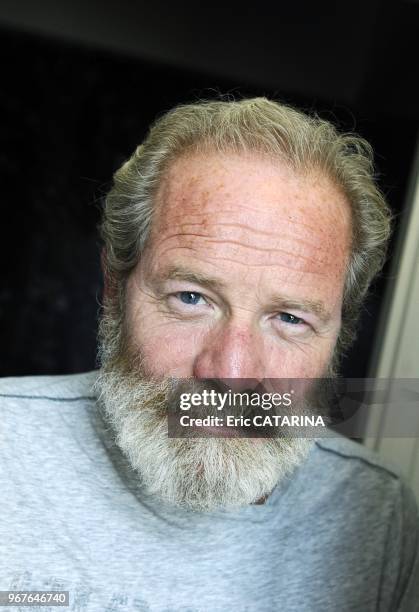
[365,138,419,502]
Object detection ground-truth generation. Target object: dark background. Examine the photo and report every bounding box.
[1,0,418,378]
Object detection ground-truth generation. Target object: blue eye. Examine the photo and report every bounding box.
[178,291,204,305]
[279,312,303,325]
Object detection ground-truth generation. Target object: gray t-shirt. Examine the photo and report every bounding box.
[1,371,418,612]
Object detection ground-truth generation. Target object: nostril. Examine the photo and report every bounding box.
[214,378,265,393]
[194,378,230,395]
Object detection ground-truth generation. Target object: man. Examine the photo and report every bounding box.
[1,97,418,611]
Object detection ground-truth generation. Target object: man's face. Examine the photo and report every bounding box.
[124,151,351,382]
[96,150,352,512]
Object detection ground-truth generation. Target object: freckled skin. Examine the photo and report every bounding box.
[124,151,352,381]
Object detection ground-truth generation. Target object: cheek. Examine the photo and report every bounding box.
[266,340,337,379]
[143,334,202,378]
[128,314,206,377]
[123,274,205,376]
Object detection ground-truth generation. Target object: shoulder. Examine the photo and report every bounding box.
[312,435,419,539]
[0,371,99,440]
[306,435,419,519]
[0,370,98,405]
[0,371,105,489]
[314,435,402,480]
[311,437,419,608]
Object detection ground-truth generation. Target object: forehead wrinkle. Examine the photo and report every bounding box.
[155,200,350,266]
[151,244,334,278]
[151,231,340,274]
[152,212,346,261]
[179,235,332,268]
[161,193,348,222]
[159,218,338,253]
[194,254,333,275]
[158,200,348,237]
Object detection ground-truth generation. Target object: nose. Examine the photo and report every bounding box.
[192,322,265,390]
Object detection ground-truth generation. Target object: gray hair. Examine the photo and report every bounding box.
[100,97,392,358]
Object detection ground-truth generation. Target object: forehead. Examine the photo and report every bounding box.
[149,152,351,281]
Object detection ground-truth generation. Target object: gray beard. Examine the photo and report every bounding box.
[94,309,315,512]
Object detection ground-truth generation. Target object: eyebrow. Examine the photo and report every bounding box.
[153,265,332,322]
[153,265,228,293]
